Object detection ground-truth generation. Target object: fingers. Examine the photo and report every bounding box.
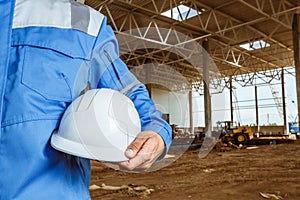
[119,149,159,172]
[118,131,165,172]
[124,133,149,159]
[130,145,163,171]
[123,140,159,170]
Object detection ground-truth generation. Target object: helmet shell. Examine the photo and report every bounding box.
[51,89,141,162]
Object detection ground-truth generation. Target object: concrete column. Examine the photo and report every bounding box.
[255,86,259,126]
[189,90,194,134]
[255,86,259,130]
[229,76,234,122]
[281,68,287,133]
[292,13,300,128]
[203,40,212,137]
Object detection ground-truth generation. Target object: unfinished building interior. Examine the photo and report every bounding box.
[78,1,300,199]
[82,0,300,137]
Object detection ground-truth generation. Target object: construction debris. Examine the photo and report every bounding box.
[203,168,215,173]
[215,140,245,152]
[164,154,176,159]
[259,192,284,200]
[89,184,101,190]
[246,146,260,150]
[89,183,155,198]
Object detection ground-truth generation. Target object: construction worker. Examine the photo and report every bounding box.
[0,0,172,199]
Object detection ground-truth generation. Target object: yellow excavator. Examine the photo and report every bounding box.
[217,121,254,145]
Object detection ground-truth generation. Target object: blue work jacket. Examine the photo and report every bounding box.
[0,0,172,199]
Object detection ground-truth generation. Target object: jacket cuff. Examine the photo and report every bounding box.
[142,122,172,161]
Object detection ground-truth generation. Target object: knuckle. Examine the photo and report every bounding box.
[129,143,140,151]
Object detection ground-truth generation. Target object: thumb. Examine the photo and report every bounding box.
[125,136,147,159]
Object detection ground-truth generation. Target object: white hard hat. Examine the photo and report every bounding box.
[51,88,141,162]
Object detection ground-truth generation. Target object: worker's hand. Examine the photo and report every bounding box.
[118,130,165,172]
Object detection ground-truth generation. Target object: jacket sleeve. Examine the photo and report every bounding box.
[89,17,172,153]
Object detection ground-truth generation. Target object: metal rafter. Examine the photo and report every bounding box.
[196,1,296,50]
[85,0,298,87]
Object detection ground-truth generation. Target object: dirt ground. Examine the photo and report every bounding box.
[89,139,300,200]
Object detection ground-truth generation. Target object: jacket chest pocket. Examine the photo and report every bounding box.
[21,45,89,102]
[11,28,95,103]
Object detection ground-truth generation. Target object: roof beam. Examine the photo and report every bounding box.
[85,0,296,82]
[110,0,237,42]
[102,1,285,69]
[237,0,291,29]
[194,0,295,52]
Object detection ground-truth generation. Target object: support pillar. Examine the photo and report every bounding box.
[229,76,234,122]
[189,90,194,134]
[292,13,300,127]
[255,86,259,126]
[203,40,212,137]
[281,68,287,133]
[255,86,260,133]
